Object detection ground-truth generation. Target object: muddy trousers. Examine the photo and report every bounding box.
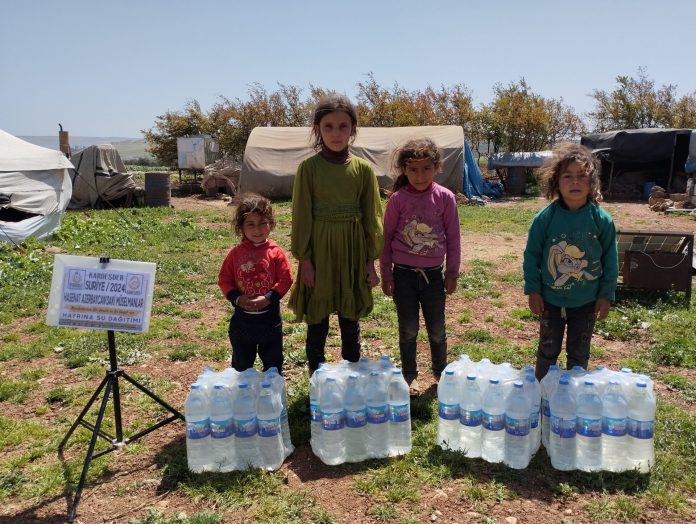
[305,316,361,374]
[534,301,597,381]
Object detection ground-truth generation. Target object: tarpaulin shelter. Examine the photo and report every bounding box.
[69,145,138,208]
[581,128,692,197]
[0,129,73,243]
[239,126,465,199]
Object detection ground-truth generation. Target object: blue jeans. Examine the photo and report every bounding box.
[534,301,597,381]
[393,265,447,381]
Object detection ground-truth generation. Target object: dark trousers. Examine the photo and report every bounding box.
[534,301,597,381]
[393,265,447,381]
[228,313,283,374]
[306,316,360,373]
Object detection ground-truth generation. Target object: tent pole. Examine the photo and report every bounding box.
[608,161,614,196]
[666,134,677,193]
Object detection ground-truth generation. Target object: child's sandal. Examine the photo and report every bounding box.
[408,378,422,397]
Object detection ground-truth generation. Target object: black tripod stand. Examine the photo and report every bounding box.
[58,329,184,522]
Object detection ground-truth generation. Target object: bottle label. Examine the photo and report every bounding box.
[627,418,654,439]
[322,411,345,431]
[367,404,388,424]
[460,408,482,427]
[551,415,576,438]
[542,398,551,417]
[235,417,258,438]
[210,417,234,439]
[258,417,281,437]
[438,401,459,421]
[345,408,367,428]
[505,415,530,436]
[530,409,539,429]
[576,417,602,437]
[602,416,627,436]
[187,419,210,440]
[310,402,321,423]
[390,403,410,423]
[482,412,505,431]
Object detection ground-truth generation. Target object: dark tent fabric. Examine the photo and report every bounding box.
[581,128,692,196]
[581,128,691,164]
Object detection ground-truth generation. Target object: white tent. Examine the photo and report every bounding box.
[0,130,73,244]
[240,126,465,199]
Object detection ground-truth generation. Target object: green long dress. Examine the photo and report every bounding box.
[289,154,383,324]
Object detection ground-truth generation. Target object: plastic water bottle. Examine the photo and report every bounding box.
[233,383,260,469]
[524,373,541,455]
[209,383,236,472]
[627,381,656,473]
[481,377,506,463]
[319,376,345,465]
[343,373,368,463]
[504,381,531,469]
[437,370,460,450]
[601,379,629,472]
[185,383,214,473]
[459,374,482,458]
[387,369,411,456]
[309,367,325,456]
[365,371,389,458]
[575,380,603,472]
[549,376,576,471]
[266,368,294,457]
[540,365,560,449]
[257,381,285,471]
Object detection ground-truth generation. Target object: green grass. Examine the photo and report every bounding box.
[1,200,695,522]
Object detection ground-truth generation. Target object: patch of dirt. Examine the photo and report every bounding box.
[3,196,696,523]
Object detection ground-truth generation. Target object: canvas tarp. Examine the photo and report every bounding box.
[239,126,465,199]
[69,144,138,208]
[0,129,73,243]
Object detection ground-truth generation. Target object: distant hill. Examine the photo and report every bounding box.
[19,136,152,162]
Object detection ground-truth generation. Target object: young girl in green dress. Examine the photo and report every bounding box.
[289,94,383,374]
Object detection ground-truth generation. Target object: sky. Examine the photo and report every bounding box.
[2,0,695,138]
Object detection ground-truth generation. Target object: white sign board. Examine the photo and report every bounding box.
[46,255,156,333]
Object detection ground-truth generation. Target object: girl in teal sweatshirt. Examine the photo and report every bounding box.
[523,143,618,380]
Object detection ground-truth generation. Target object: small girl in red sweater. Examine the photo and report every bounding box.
[218,193,293,374]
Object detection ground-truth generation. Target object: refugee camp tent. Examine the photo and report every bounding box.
[239,126,465,199]
[69,145,138,208]
[581,128,692,198]
[0,129,74,244]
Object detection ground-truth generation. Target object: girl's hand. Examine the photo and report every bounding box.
[246,296,269,311]
[444,276,458,295]
[595,298,610,320]
[366,261,380,288]
[301,258,315,288]
[528,292,544,316]
[381,279,394,297]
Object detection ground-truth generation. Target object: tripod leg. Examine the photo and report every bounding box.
[121,371,184,419]
[67,376,114,523]
[59,374,109,451]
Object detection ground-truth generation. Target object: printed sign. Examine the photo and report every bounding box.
[46,255,156,333]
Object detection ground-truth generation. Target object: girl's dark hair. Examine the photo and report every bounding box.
[232,192,275,237]
[391,138,442,191]
[310,94,358,152]
[543,142,602,203]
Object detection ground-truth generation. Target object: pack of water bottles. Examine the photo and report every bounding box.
[542,365,656,473]
[309,356,412,465]
[436,355,542,469]
[184,366,294,473]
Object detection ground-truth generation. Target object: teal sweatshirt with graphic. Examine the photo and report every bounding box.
[523,200,618,308]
